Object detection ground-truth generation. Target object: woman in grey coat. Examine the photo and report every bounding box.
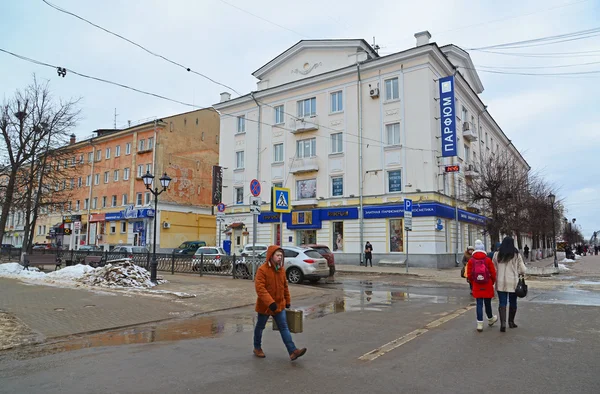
[493,236,527,332]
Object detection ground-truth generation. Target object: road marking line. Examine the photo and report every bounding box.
[358,305,474,362]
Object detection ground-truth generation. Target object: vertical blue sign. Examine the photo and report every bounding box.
[439,76,457,157]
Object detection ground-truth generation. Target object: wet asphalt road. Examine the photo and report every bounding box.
[1,277,600,394]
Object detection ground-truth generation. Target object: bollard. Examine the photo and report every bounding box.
[171,253,175,275]
[232,254,237,279]
[200,253,204,277]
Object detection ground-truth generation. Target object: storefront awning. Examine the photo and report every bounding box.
[228,222,245,229]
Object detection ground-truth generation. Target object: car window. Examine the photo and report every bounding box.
[217,248,225,254]
[132,247,147,253]
[179,242,191,249]
[204,248,218,254]
[304,250,323,259]
[284,249,299,258]
[255,246,268,251]
[314,247,331,255]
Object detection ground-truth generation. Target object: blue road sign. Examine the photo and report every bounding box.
[272,187,291,213]
[404,199,413,213]
[250,179,261,197]
[217,203,226,212]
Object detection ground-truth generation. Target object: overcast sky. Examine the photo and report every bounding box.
[1,0,599,238]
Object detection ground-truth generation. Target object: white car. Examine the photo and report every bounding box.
[239,244,269,257]
[258,246,329,284]
[192,246,230,270]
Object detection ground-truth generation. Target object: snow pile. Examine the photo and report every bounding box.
[560,258,576,263]
[77,261,165,288]
[558,264,571,272]
[575,254,582,260]
[0,263,47,279]
[46,264,95,280]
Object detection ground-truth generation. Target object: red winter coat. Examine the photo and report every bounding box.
[467,251,497,299]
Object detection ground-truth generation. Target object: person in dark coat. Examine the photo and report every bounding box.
[364,242,373,267]
[487,242,501,259]
[523,245,530,260]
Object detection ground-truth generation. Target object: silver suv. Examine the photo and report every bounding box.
[251,246,329,284]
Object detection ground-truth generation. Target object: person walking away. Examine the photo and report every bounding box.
[468,240,497,332]
[462,246,474,293]
[364,242,373,267]
[523,244,530,260]
[253,245,307,361]
[493,236,527,333]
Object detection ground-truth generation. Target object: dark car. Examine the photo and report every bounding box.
[301,244,334,267]
[173,240,207,255]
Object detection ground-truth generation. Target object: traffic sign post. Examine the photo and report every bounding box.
[249,180,262,260]
[272,187,291,247]
[250,179,261,197]
[250,197,261,215]
[217,203,226,213]
[404,199,413,273]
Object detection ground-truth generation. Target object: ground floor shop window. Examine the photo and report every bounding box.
[296,230,316,245]
[389,219,404,252]
[332,221,344,251]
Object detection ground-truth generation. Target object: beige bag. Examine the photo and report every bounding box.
[272,309,303,333]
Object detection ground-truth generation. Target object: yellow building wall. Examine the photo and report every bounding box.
[160,211,216,248]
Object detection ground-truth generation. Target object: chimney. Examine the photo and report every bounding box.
[69,134,76,145]
[220,92,231,103]
[415,31,432,47]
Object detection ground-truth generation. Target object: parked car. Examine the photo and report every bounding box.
[109,245,149,260]
[173,240,206,255]
[1,244,15,250]
[301,244,335,267]
[250,246,329,284]
[32,244,52,250]
[192,247,230,271]
[78,245,102,252]
[239,243,269,257]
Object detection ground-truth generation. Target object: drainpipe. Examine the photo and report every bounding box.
[88,140,96,246]
[357,62,364,265]
[250,93,261,257]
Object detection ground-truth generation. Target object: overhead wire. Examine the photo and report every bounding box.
[474,60,600,70]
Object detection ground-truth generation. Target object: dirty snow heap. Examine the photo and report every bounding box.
[78,261,165,288]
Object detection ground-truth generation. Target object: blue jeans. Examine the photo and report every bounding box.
[497,291,518,308]
[476,298,493,321]
[254,310,297,354]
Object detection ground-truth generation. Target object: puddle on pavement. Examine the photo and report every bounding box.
[529,288,600,306]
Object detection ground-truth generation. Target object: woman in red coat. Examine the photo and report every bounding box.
[468,240,498,332]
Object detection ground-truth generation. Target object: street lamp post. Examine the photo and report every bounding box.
[142,171,172,283]
[548,193,557,268]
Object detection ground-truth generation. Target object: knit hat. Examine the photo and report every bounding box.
[467,245,474,251]
[474,240,485,252]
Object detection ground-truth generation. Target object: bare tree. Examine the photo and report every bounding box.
[0,76,80,251]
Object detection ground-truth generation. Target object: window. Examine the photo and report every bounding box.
[332,177,343,197]
[124,168,130,180]
[464,144,471,163]
[126,143,131,155]
[38,226,42,235]
[64,159,68,168]
[461,106,468,122]
[139,139,145,151]
[136,193,143,206]
[76,200,80,211]
[112,195,117,207]
[491,137,494,151]
[115,145,121,157]
[389,219,404,252]
[385,77,399,101]
[62,180,66,190]
[297,97,316,117]
[88,152,93,163]
[71,157,76,167]
[137,165,144,178]
[78,177,82,188]
[94,174,100,185]
[110,223,116,234]
[237,116,246,133]
[332,222,344,251]
[296,138,316,158]
[235,187,244,204]
[386,123,401,145]
[388,170,402,193]
[235,151,245,169]
[146,164,152,174]
[331,133,343,153]
[296,179,316,199]
[330,91,343,113]
[273,144,284,163]
[121,221,127,233]
[70,178,75,189]
[104,172,109,183]
[148,137,154,149]
[96,150,101,161]
[102,196,107,208]
[86,175,91,186]
[485,133,489,146]
[92,197,97,209]
[43,225,46,234]
[106,148,111,159]
[145,192,151,205]
[114,170,119,182]
[275,105,284,124]
[122,194,128,205]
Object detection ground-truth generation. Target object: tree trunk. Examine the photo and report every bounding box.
[0,174,18,244]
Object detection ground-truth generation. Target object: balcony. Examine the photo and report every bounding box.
[465,163,480,178]
[462,122,478,142]
[292,116,319,134]
[137,147,154,154]
[290,157,319,174]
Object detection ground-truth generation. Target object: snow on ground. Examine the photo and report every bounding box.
[46,264,95,280]
[561,258,576,263]
[575,254,582,260]
[558,264,571,272]
[0,263,47,279]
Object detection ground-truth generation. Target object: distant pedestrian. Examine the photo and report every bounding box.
[467,240,498,332]
[462,246,475,293]
[364,242,373,267]
[595,245,599,255]
[523,244,530,260]
[487,242,501,260]
[493,236,527,332]
[253,245,307,361]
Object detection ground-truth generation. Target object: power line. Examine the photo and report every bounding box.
[41,0,243,96]
[475,60,600,70]
[457,64,600,77]
[474,49,600,58]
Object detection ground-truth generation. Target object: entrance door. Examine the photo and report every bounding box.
[296,230,316,246]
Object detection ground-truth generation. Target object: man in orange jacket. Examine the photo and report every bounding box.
[253,245,307,361]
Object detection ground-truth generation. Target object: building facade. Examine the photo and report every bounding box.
[33,108,220,250]
[214,32,530,268]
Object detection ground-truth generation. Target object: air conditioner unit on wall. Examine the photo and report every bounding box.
[163,222,171,229]
[369,87,380,98]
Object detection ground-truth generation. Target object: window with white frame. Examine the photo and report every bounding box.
[136,193,143,206]
[106,148,111,159]
[124,167,130,180]
[121,221,127,233]
[137,165,144,178]
[139,139,145,151]
[297,97,316,117]
[92,197,97,209]
[146,164,152,174]
[296,138,316,158]
[104,171,109,184]
[78,177,82,188]
[115,145,121,157]
[386,123,400,145]
[388,170,402,193]
[331,133,343,154]
[76,200,80,211]
[88,152,93,163]
[110,222,116,234]
[462,106,468,122]
[332,177,343,197]
[102,196,107,208]
[274,105,284,124]
[145,192,151,205]
[126,143,131,155]
[237,116,246,133]
[464,144,470,163]
[235,151,245,169]
[112,195,117,207]
[94,174,100,185]
[235,187,244,204]
[296,179,317,199]
[114,170,119,182]
[148,137,154,150]
[273,144,283,163]
[122,194,128,205]
[96,150,101,161]
[385,77,399,101]
[330,91,343,113]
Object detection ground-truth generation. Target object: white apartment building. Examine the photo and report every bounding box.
[214,31,530,268]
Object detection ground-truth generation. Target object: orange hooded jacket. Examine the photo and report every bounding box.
[255,245,291,315]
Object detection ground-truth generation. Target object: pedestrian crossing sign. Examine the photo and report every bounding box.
[272,187,291,213]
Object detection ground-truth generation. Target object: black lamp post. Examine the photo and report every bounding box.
[548,193,557,268]
[142,171,172,283]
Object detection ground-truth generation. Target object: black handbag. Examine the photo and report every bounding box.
[515,275,528,298]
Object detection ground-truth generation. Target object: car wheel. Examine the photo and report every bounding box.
[287,267,304,284]
[235,264,249,279]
